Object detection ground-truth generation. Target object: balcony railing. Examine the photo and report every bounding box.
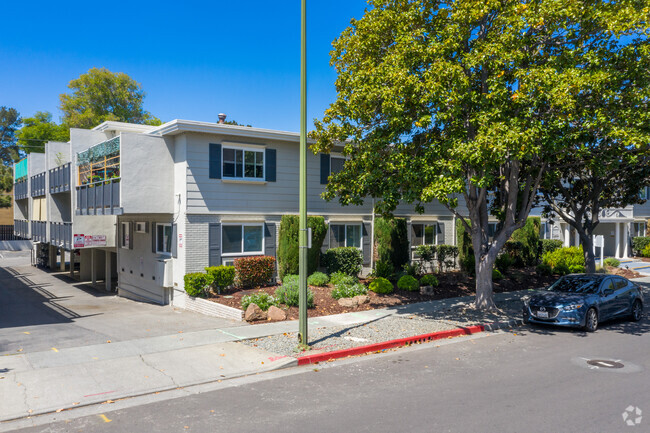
[50,222,72,249]
[31,221,47,243]
[14,219,29,239]
[49,163,71,194]
[76,178,122,215]
[14,180,28,200]
[30,172,46,197]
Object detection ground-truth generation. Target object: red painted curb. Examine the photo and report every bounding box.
[296,324,485,366]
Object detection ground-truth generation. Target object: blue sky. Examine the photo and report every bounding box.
[1,0,369,132]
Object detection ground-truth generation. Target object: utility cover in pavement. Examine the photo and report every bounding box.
[586,359,624,369]
[571,357,642,373]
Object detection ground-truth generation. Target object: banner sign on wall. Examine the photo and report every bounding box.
[73,234,107,248]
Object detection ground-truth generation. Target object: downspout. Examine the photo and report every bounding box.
[371,199,375,271]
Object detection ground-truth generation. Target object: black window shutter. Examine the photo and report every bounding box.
[321,222,330,253]
[171,224,178,258]
[362,222,372,266]
[151,223,157,253]
[265,149,276,182]
[209,143,222,179]
[320,154,330,184]
[437,222,445,244]
[128,222,134,250]
[264,222,276,270]
[209,223,221,267]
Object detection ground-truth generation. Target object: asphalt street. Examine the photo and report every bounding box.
[9,314,649,433]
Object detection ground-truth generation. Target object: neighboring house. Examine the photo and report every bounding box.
[12,119,455,306]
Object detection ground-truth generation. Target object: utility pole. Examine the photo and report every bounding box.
[298,0,308,347]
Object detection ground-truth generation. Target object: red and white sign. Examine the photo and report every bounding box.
[92,235,107,247]
[74,234,85,248]
[73,234,107,248]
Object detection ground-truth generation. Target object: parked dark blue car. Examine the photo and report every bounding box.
[523,274,644,332]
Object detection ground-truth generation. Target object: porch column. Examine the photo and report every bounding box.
[91,249,97,287]
[574,230,580,247]
[564,224,570,247]
[60,248,66,271]
[48,245,57,269]
[105,251,112,292]
[615,222,621,258]
[623,223,630,259]
[69,250,75,278]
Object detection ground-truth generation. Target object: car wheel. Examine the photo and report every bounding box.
[584,308,598,332]
[631,300,643,322]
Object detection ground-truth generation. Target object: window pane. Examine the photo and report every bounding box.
[256,151,264,165]
[330,157,345,175]
[424,225,435,244]
[236,150,243,177]
[223,148,235,162]
[412,224,424,245]
[157,225,164,252]
[222,226,243,254]
[346,225,361,248]
[164,225,172,253]
[243,225,263,252]
[245,151,255,165]
[331,225,345,248]
[223,162,235,177]
[255,164,264,178]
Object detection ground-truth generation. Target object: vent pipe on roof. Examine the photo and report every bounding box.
[218,113,227,124]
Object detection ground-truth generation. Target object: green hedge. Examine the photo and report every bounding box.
[397,275,419,292]
[542,246,585,273]
[184,273,210,298]
[205,266,235,294]
[510,217,541,266]
[541,239,563,255]
[456,219,474,273]
[419,274,438,287]
[369,277,394,294]
[277,215,328,279]
[307,272,329,286]
[374,217,410,273]
[323,247,363,276]
[632,237,650,256]
[234,256,276,289]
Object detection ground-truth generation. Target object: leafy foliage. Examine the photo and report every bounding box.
[329,272,358,287]
[495,253,514,273]
[307,272,329,287]
[397,275,419,292]
[16,112,69,154]
[632,237,650,257]
[183,273,210,298]
[415,244,436,272]
[419,274,439,287]
[322,247,363,276]
[0,106,21,165]
[492,269,503,281]
[542,247,585,274]
[369,277,394,294]
[205,266,235,294]
[374,217,409,271]
[241,292,278,311]
[60,67,161,129]
[234,256,275,289]
[509,217,541,266]
[536,263,553,276]
[541,239,564,255]
[436,245,459,273]
[274,279,314,308]
[373,260,394,279]
[277,215,328,279]
[643,244,650,258]
[603,258,620,268]
[331,283,368,300]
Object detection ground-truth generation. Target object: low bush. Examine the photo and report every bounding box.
[205,265,235,294]
[307,272,329,286]
[281,274,299,284]
[632,236,650,256]
[241,292,277,311]
[503,241,526,268]
[461,253,475,274]
[330,272,358,287]
[603,258,621,267]
[322,247,363,276]
[401,262,422,277]
[541,239,563,255]
[542,246,585,270]
[184,273,210,298]
[234,256,276,289]
[568,264,586,273]
[436,245,459,272]
[495,253,514,273]
[643,244,650,258]
[373,260,394,279]
[554,263,571,276]
[331,283,368,299]
[492,268,503,280]
[397,275,419,292]
[275,281,314,308]
[536,263,553,276]
[415,244,436,271]
[419,274,439,287]
[369,277,394,294]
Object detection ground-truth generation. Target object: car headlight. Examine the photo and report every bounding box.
[563,304,583,311]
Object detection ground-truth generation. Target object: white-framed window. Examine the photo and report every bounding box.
[156,223,173,254]
[330,224,362,249]
[412,223,437,245]
[330,155,346,175]
[541,221,553,239]
[223,147,264,180]
[222,259,236,267]
[633,222,647,237]
[120,222,130,249]
[222,223,264,256]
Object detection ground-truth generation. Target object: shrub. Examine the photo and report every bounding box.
[281,274,299,284]
[241,292,278,311]
[536,263,553,276]
[495,253,514,273]
[331,283,368,299]
[510,217,541,266]
[414,244,436,272]
[492,268,503,280]
[275,280,314,308]
[456,219,473,268]
[307,272,329,286]
[369,277,394,294]
[419,274,439,287]
[401,262,422,277]
[541,239,563,255]
[632,236,650,256]
[461,253,475,275]
[397,275,419,292]
[554,264,571,276]
[184,273,210,298]
[330,272,358,287]
[603,258,621,267]
[322,247,363,276]
[205,266,235,294]
[374,260,394,279]
[277,215,328,279]
[436,244,459,272]
[374,217,410,272]
[503,241,526,268]
[643,244,650,258]
[542,246,585,271]
[234,256,276,289]
[569,264,586,273]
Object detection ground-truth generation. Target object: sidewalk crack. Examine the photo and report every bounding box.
[12,374,30,415]
[138,355,181,389]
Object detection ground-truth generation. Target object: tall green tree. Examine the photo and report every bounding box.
[16,111,70,154]
[0,106,21,165]
[60,67,161,129]
[311,0,648,309]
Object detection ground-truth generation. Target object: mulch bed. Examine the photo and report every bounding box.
[208,267,559,323]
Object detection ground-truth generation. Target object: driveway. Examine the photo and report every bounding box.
[0,251,241,355]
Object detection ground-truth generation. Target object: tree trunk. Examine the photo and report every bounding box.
[475,253,498,310]
[581,235,596,274]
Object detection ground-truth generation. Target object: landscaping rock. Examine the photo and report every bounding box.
[338,297,358,308]
[245,303,267,321]
[354,295,370,305]
[420,286,435,296]
[267,305,287,321]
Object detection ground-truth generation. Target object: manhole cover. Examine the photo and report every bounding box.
[586,359,625,369]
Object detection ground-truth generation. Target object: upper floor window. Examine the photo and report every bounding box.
[330,156,346,175]
[223,147,264,180]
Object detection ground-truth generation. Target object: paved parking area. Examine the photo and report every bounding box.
[0,251,242,355]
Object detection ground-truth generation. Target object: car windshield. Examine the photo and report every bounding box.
[547,276,601,294]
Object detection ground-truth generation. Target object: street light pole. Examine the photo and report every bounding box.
[298,0,308,346]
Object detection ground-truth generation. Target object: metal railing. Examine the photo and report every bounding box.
[49,163,71,194]
[76,178,122,215]
[50,221,72,249]
[14,220,29,238]
[14,180,28,200]
[0,225,21,240]
[30,172,46,197]
[31,221,47,243]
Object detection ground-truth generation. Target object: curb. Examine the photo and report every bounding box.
[296,319,523,366]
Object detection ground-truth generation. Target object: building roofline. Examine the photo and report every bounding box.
[92,121,158,134]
